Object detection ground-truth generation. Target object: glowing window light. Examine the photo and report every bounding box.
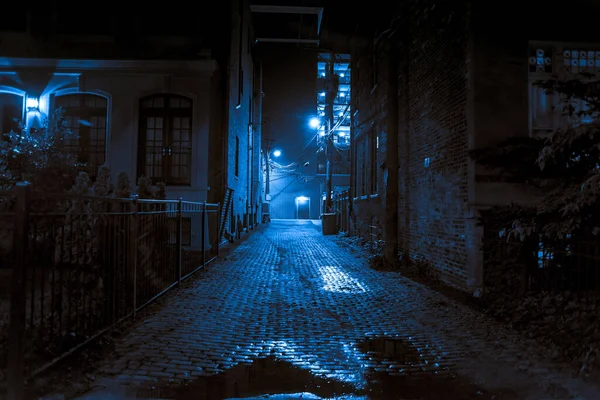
[339,92,345,97]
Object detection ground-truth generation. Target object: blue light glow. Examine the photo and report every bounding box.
[26,97,39,109]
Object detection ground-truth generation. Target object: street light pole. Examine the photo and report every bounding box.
[265,144,271,197]
[263,142,279,223]
[325,50,337,213]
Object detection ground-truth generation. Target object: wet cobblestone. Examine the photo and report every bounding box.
[73,220,600,399]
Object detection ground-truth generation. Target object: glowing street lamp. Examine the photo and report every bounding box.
[272,149,281,157]
[309,117,320,129]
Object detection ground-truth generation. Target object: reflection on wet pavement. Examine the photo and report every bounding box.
[63,221,598,400]
[123,339,516,400]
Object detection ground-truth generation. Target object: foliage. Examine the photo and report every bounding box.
[0,109,79,193]
[115,172,132,198]
[471,77,600,375]
[136,175,167,200]
[471,77,600,242]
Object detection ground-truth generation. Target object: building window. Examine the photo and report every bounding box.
[54,93,108,177]
[138,94,192,186]
[235,135,240,177]
[529,43,600,137]
[0,93,23,139]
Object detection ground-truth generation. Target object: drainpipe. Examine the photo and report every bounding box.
[384,38,399,266]
[247,121,252,230]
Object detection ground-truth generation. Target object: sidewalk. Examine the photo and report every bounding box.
[42,220,600,399]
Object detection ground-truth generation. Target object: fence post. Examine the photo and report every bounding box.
[216,202,221,257]
[132,198,138,319]
[7,182,31,400]
[201,202,206,267]
[176,198,182,286]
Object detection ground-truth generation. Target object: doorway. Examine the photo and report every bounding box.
[295,196,310,220]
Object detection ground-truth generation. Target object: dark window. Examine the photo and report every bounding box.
[355,130,377,196]
[235,135,240,177]
[0,93,23,138]
[138,94,192,186]
[55,93,108,177]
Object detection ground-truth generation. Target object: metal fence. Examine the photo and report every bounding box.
[483,235,600,295]
[0,182,220,398]
[332,190,350,234]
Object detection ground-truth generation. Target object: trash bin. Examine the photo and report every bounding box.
[321,213,337,235]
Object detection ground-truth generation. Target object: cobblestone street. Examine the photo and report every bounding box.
[59,220,600,399]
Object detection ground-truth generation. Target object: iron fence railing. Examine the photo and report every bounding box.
[483,235,600,295]
[0,182,219,399]
[332,190,350,234]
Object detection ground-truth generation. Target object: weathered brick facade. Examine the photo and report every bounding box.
[352,1,470,288]
[350,0,600,292]
[223,0,258,235]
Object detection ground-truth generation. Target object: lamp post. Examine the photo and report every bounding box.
[264,146,281,199]
[263,146,281,223]
[324,51,338,213]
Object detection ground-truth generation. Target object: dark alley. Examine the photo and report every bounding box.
[2,1,600,399]
[36,221,600,399]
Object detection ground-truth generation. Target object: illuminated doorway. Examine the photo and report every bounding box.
[295,196,310,219]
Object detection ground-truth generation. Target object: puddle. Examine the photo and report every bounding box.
[135,357,357,399]
[357,337,425,367]
[356,337,520,400]
[115,338,520,399]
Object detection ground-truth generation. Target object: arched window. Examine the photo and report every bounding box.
[138,94,192,186]
[54,93,108,177]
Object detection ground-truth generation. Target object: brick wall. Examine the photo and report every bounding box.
[398,0,471,288]
[351,38,388,241]
[352,0,471,288]
[351,0,600,291]
[225,0,256,235]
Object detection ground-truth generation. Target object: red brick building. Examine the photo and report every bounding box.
[348,0,600,293]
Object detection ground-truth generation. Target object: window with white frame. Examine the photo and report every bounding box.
[138,94,192,186]
[54,93,108,177]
